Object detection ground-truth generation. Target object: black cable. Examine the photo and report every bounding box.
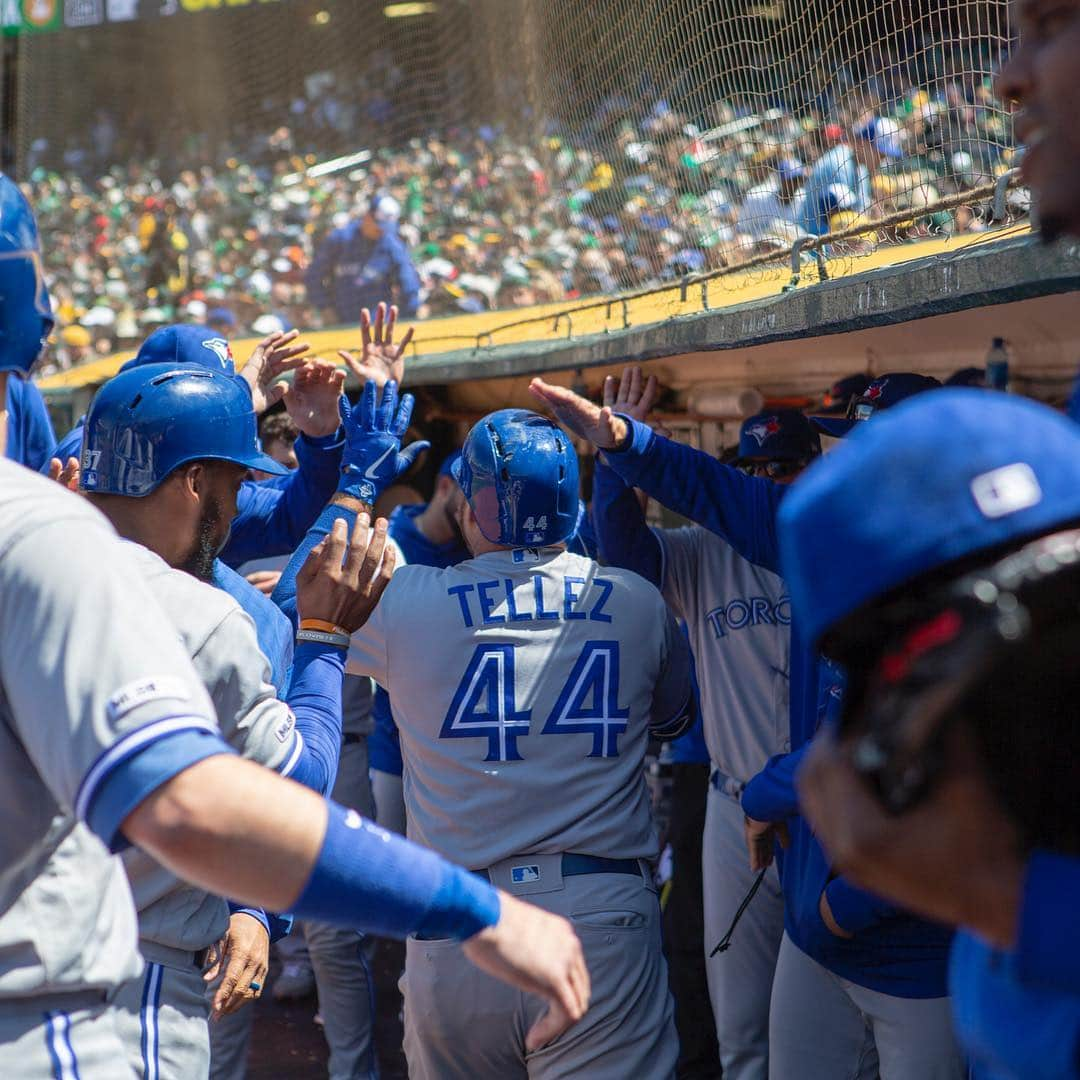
[709,868,767,957]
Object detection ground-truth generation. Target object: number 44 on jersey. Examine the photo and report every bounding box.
[440,641,630,762]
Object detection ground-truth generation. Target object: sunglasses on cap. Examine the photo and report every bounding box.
[845,395,879,422]
[736,458,807,480]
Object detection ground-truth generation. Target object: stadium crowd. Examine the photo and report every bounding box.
[28,37,1018,375]
[3,8,1076,1080]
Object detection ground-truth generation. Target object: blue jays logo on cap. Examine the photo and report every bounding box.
[200,337,233,368]
[745,416,782,447]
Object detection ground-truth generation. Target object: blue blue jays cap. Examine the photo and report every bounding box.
[812,372,941,437]
[736,409,821,462]
[780,389,1080,647]
[122,324,236,375]
[820,373,871,414]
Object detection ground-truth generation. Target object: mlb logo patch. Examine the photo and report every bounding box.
[511,865,541,884]
[512,548,541,564]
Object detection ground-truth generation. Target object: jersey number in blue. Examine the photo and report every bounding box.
[440,645,531,761]
[441,641,628,761]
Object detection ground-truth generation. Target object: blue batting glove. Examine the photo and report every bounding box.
[338,380,430,504]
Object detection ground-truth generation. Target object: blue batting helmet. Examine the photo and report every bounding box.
[453,409,580,547]
[0,175,54,375]
[80,364,289,496]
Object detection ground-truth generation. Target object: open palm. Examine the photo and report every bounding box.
[338,302,415,390]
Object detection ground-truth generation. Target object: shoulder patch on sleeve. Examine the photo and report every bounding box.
[107,676,192,722]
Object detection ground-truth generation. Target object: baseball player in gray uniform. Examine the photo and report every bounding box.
[0,460,221,1080]
[76,361,368,1079]
[591,369,819,1079]
[334,406,694,1079]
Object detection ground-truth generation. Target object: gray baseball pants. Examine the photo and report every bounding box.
[0,990,135,1079]
[703,774,784,1080]
[402,857,677,1080]
[768,932,965,1080]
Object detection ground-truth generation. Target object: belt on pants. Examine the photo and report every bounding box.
[709,769,746,801]
[474,853,642,883]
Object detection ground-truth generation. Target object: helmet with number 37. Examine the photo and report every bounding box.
[453,408,580,547]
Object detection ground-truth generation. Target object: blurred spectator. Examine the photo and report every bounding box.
[306,194,420,326]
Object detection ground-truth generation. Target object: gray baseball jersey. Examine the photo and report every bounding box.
[658,525,791,782]
[348,546,689,869]
[0,461,216,998]
[120,543,300,954]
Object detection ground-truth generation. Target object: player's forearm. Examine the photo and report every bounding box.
[271,493,371,627]
[123,754,501,940]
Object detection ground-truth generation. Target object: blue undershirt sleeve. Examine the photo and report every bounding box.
[604,416,784,573]
[282,641,347,795]
[272,500,359,630]
[85,729,236,852]
[592,456,663,585]
[741,746,806,822]
[221,432,344,568]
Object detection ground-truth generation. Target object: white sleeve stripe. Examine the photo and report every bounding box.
[277,730,305,778]
[75,715,220,822]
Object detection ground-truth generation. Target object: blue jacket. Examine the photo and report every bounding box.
[603,417,953,997]
[5,376,56,470]
[949,851,1079,1078]
[306,220,420,322]
[52,420,343,568]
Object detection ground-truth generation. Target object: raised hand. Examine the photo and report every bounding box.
[602,365,660,425]
[47,456,81,492]
[240,330,311,414]
[338,379,430,505]
[338,302,414,391]
[529,377,628,451]
[295,513,396,633]
[283,359,346,438]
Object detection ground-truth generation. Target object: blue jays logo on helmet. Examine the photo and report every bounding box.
[454,409,580,547]
[0,175,54,376]
[80,363,289,497]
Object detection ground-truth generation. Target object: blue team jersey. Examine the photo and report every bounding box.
[6,376,56,471]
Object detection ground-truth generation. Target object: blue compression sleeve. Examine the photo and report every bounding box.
[592,456,663,585]
[294,801,502,941]
[282,641,347,795]
[741,747,806,822]
[272,499,360,630]
[605,416,785,573]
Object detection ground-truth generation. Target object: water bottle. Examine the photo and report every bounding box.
[985,337,1010,391]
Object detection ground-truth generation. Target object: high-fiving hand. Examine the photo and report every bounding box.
[529,377,630,450]
[239,330,312,414]
[601,365,660,425]
[338,379,430,505]
[338,302,414,391]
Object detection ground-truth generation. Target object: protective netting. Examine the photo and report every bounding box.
[0,0,1020,370]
